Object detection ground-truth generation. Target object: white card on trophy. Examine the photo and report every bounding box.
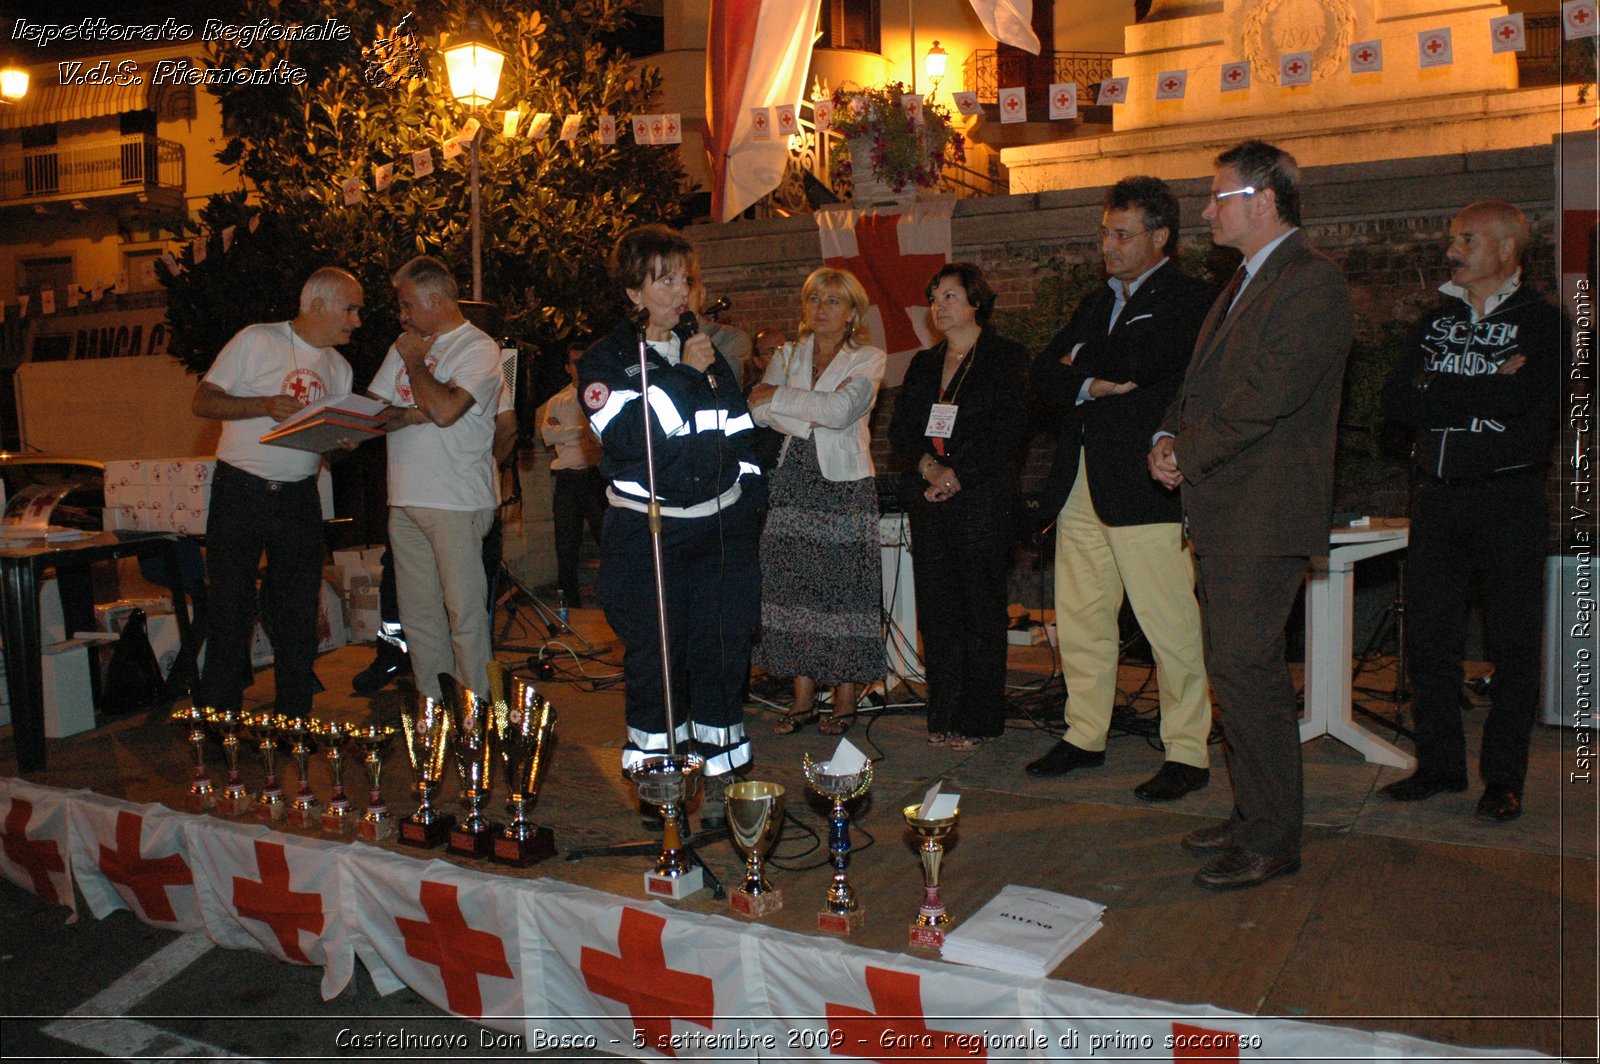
[826,737,867,775]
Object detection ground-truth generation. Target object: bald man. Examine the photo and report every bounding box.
[1379,200,1562,823]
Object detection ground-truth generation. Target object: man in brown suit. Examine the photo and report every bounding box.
[1149,140,1353,890]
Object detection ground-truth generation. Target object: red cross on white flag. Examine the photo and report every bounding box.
[1564,0,1598,38]
[68,803,202,929]
[661,113,682,144]
[598,113,616,144]
[1417,28,1453,68]
[1349,39,1383,73]
[1047,81,1077,120]
[632,115,651,144]
[997,86,1027,123]
[1279,51,1313,85]
[560,114,583,142]
[1220,61,1251,92]
[951,91,983,116]
[813,99,835,130]
[1155,69,1187,100]
[1096,77,1129,104]
[750,106,772,141]
[1489,14,1526,52]
[340,177,362,206]
[0,788,74,914]
[528,112,553,139]
[776,103,798,135]
[411,147,434,177]
[901,93,924,125]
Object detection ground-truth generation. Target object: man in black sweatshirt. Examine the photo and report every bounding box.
[1379,200,1563,823]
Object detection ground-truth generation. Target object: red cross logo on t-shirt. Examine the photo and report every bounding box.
[98,810,193,923]
[1,798,67,906]
[282,368,326,405]
[580,907,714,1056]
[232,840,325,964]
[395,880,514,1018]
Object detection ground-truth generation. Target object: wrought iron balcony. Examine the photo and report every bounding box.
[962,50,1119,104]
[0,134,185,207]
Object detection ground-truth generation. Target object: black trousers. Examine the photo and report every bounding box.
[598,491,761,778]
[198,461,323,718]
[907,483,1014,740]
[552,467,607,604]
[1194,553,1310,862]
[1405,471,1547,790]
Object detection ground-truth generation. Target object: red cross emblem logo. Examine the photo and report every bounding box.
[580,908,714,1056]
[826,966,988,1060]
[282,369,326,405]
[1357,48,1374,63]
[1288,60,1304,74]
[1055,91,1069,106]
[2,798,67,906]
[1227,68,1243,82]
[754,113,767,129]
[232,841,325,964]
[582,381,610,411]
[98,811,193,923]
[1572,5,1593,25]
[1004,95,1019,112]
[1426,36,1444,53]
[826,214,948,354]
[395,880,514,1018]
[651,118,664,137]
[1106,84,1121,98]
[1498,23,1517,39]
[666,118,678,136]
[1163,79,1178,91]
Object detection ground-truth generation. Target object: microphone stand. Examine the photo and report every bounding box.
[564,313,725,897]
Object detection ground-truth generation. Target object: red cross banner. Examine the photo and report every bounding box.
[1349,39,1384,73]
[65,793,202,930]
[344,849,524,1034]
[1279,51,1313,86]
[1564,0,1598,39]
[1047,82,1078,120]
[1417,28,1454,69]
[1489,14,1527,53]
[950,91,983,116]
[1220,61,1251,92]
[1096,77,1129,105]
[750,107,772,142]
[997,86,1027,124]
[0,778,76,917]
[1154,69,1188,100]
[190,823,356,999]
[816,199,955,385]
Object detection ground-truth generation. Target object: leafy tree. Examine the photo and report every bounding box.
[162,0,689,383]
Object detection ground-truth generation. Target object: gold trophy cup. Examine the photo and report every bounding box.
[399,693,454,848]
[630,753,705,900]
[317,720,358,834]
[202,708,251,816]
[904,800,960,949]
[351,724,398,842]
[803,754,873,935]
[491,676,558,867]
[171,706,216,812]
[245,712,288,821]
[282,717,323,827]
[726,781,785,917]
[446,685,498,859]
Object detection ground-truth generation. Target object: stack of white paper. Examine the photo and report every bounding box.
[941,884,1104,977]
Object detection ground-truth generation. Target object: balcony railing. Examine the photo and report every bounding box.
[963,50,1119,104]
[0,135,186,204]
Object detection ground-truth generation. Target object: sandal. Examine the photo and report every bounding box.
[772,709,821,735]
[818,713,856,736]
[946,734,990,751]
[927,732,948,746]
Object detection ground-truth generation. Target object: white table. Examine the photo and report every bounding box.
[1300,519,1415,768]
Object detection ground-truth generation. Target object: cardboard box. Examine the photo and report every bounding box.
[42,640,95,738]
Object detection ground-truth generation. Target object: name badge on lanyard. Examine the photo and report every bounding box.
[925,402,958,439]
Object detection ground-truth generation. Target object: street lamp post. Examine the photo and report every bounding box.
[924,41,947,101]
[0,65,30,104]
[442,14,506,303]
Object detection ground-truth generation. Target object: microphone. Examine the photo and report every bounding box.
[674,311,717,391]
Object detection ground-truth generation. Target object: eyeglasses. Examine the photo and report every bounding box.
[1097,226,1151,243]
[1210,186,1257,204]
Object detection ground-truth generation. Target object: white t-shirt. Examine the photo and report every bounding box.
[370,319,502,510]
[203,321,354,481]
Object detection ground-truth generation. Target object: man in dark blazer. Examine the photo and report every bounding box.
[1150,141,1353,890]
[1026,176,1216,802]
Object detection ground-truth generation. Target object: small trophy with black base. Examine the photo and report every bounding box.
[399,691,454,849]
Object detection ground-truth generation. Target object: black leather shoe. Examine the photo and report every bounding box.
[1025,740,1104,777]
[352,653,407,694]
[1379,771,1468,802]
[1135,761,1209,802]
[1194,848,1300,890]
[1181,820,1235,855]
[1476,785,1522,822]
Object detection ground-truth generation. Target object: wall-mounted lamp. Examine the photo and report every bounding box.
[1,66,30,104]
[924,41,948,100]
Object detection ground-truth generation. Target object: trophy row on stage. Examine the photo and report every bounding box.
[170,659,559,868]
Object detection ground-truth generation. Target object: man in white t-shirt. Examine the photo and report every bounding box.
[367,256,503,701]
[192,266,363,720]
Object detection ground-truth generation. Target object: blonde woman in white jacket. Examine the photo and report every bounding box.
[748,268,887,736]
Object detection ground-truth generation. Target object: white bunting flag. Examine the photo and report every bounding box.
[18,294,30,315]
[998,85,1027,122]
[412,148,433,177]
[529,112,553,139]
[193,240,207,265]
[597,114,616,144]
[373,162,394,191]
[138,260,158,286]
[340,176,363,205]
[66,286,80,309]
[1155,69,1188,100]
[901,93,923,125]
[1047,82,1077,120]
[1349,40,1383,73]
[661,114,682,144]
[1564,0,1598,39]
[40,288,55,314]
[1220,61,1251,91]
[1279,51,1313,85]
[161,251,179,275]
[1417,28,1453,68]
[775,103,798,136]
[649,115,666,143]
[631,115,651,144]
[560,114,582,141]
[442,137,463,160]
[501,109,521,137]
[750,107,772,141]
[812,99,834,131]
[951,91,982,116]
[1490,14,1526,52]
[221,225,235,252]
[1096,77,1129,105]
